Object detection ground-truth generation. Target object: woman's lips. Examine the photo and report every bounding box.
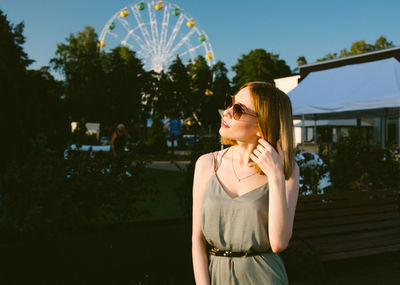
[221,121,230,128]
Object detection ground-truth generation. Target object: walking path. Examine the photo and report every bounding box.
[146,160,190,171]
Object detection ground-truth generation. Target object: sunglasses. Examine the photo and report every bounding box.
[224,95,258,120]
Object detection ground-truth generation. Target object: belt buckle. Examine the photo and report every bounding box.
[209,247,219,256]
[223,250,232,257]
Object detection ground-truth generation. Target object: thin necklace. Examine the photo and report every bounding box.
[231,147,258,182]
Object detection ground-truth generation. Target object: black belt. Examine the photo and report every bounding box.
[209,247,272,258]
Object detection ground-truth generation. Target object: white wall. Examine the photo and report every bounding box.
[274,75,300,94]
[274,75,302,145]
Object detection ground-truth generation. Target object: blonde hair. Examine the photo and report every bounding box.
[221,81,295,180]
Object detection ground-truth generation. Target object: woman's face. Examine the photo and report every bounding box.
[219,87,259,143]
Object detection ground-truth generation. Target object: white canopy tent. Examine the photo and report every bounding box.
[288,57,400,150]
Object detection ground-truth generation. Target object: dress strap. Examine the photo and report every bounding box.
[212,147,230,173]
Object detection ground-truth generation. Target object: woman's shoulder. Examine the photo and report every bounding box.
[195,148,230,170]
[195,151,215,170]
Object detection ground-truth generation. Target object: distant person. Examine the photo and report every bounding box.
[110,124,131,157]
[389,142,400,160]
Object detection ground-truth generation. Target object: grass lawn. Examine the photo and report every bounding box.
[133,168,187,221]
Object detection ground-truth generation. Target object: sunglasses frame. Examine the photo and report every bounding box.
[225,95,258,120]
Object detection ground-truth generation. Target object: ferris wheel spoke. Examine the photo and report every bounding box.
[131,6,157,55]
[166,27,197,59]
[148,2,161,54]
[174,42,204,59]
[107,30,120,39]
[122,41,136,51]
[116,15,133,33]
[137,49,149,58]
[164,14,185,55]
[159,5,170,55]
[125,30,151,55]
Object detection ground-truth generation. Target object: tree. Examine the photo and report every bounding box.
[0,10,31,166]
[317,52,338,62]
[50,26,105,123]
[101,46,147,127]
[168,56,192,118]
[150,70,174,118]
[208,61,232,127]
[0,10,68,167]
[187,55,213,127]
[147,113,167,155]
[374,36,394,50]
[297,56,308,67]
[22,68,69,154]
[232,49,292,91]
[293,56,308,72]
[318,36,395,62]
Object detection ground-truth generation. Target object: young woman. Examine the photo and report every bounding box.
[192,82,300,284]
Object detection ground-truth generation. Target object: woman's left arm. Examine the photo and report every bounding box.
[250,138,300,253]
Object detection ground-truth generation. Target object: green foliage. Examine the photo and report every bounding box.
[147,113,167,155]
[204,61,232,126]
[70,118,99,145]
[151,70,175,117]
[0,10,33,71]
[294,56,308,72]
[297,160,329,195]
[51,26,105,123]
[0,134,151,240]
[187,55,213,125]
[296,56,307,67]
[167,56,192,118]
[51,26,150,133]
[317,36,394,62]
[101,46,146,125]
[330,129,400,192]
[0,10,68,169]
[232,49,292,91]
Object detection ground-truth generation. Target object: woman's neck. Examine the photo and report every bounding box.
[232,141,258,166]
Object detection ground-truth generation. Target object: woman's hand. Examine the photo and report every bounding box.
[250,138,284,180]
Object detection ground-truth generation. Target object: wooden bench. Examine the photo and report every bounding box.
[283,189,400,283]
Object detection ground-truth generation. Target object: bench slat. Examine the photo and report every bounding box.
[295,220,400,238]
[294,212,400,230]
[298,189,399,202]
[319,244,400,261]
[315,234,400,254]
[296,197,398,211]
[295,204,399,220]
[306,227,400,245]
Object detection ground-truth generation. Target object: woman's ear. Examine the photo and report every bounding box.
[256,131,261,137]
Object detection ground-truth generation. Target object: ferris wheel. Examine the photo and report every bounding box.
[98,0,215,73]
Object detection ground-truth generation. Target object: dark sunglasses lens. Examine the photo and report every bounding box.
[233,104,244,120]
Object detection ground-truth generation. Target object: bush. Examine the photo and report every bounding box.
[297,160,330,195]
[0,134,152,241]
[330,129,400,191]
[147,113,168,155]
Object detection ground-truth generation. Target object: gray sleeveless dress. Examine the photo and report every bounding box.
[202,148,289,284]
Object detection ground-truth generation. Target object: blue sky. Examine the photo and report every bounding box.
[1,0,399,79]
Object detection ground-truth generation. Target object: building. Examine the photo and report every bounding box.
[281,47,400,153]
